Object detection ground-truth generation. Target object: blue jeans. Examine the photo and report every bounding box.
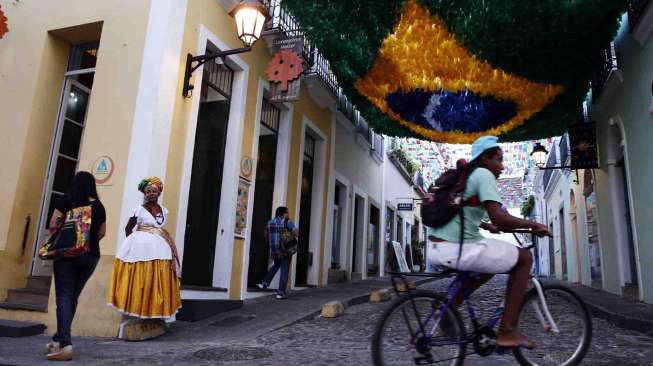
[262,256,290,295]
[52,255,99,347]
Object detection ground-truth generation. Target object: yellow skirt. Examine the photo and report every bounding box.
[107,259,181,319]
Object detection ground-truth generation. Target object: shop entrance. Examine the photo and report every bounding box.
[32,43,98,276]
[181,50,234,287]
[247,99,280,288]
[295,135,315,286]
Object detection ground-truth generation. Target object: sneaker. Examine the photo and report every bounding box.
[256,283,267,290]
[275,293,287,300]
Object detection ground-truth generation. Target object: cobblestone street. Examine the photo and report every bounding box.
[3,276,651,365]
[250,277,653,365]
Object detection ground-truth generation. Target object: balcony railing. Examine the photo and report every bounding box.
[262,0,339,96]
[337,88,356,125]
[263,0,383,141]
[543,147,557,189]
[591,42,620,100]
[629,0,651,31]
[559,134,569,165]
[356,116,373,145]
[371,132,384,161]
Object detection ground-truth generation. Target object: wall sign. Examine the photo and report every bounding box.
[234,178,251,238]
[0,5,8,39]
[92,155,115,185]
[397,202,414,211]
[240,156,253,179]
[266,36,304,103]
[569,122,599,169]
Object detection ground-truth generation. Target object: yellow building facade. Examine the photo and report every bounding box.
[0,0,338,336]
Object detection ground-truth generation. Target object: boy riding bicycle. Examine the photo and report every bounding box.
[427,136,550,349]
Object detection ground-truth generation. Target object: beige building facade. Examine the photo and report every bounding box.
[0,0,350,336]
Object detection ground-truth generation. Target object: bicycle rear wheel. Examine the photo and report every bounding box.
[372,291,467,366]
[513,284,592,366]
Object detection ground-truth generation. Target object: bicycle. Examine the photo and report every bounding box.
[372,229,592,366]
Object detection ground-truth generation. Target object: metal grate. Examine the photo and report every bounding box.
[203,57,234,98]
[304,135,316,159]
[261,98,280,133]
[592,42,619,100]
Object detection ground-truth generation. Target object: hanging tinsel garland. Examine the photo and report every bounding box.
[283,0,628,143]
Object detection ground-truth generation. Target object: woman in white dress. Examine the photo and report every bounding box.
[108,177,181,321]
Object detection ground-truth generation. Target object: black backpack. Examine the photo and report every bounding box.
[421,159,480,230]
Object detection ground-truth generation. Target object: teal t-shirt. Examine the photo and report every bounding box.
[428,167,502,243]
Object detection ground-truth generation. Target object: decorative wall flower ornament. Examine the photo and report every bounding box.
[0,5,8,40]
[283,0,628,143]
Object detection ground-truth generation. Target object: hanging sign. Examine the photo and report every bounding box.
[569,122,599,169]
[397,202,414,211]
[266,36,304,103]
[0,5,8,39]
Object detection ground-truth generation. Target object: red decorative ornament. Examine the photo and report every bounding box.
[0,5,8,40]
[265,49,304,92]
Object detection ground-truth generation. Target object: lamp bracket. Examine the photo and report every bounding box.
[182,46,251,97]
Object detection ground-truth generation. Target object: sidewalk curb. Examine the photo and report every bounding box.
[270,277,437,332]
[583,300,653,335]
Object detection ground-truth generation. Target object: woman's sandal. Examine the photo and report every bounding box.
[496,330,536,350]
[45,341,60,354]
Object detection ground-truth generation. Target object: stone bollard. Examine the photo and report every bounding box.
[321,301,345,318]
[396,281,417,293]
[369,289,392,303]
[119,319,166,341]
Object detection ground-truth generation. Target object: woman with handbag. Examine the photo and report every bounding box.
[45,171,106,361]
[256,206,298,300]
[107,177,181,330]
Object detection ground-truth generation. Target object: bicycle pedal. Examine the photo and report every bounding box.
[495,346,511,355]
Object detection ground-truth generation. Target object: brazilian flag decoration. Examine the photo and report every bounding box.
[283,0,628,143]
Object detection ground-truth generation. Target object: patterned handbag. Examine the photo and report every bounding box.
[38,205,92,260]
[279,218,298,257]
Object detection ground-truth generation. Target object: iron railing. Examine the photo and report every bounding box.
[356,116,373,145]
[337,89,357,125]
[262,0,339,96]
[559,134,570,166]
[543,146,557,189]
[629,0,651,31]
[591,42,620,100]
[371,132,385,161]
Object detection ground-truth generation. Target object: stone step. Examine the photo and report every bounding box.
[27,276,52,292]
[0,302,48,312]
[6,288,49,306]
[0,319,46,337]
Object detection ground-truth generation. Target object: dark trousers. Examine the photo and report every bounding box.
[263,256,290,295]
[52,255,99,347]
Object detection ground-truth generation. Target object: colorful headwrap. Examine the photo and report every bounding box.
[138,176,163,193]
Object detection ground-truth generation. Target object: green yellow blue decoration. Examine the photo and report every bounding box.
[283,0,628,143]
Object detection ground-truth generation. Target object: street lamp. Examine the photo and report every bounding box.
[182,0,268,97]
[530,142,548,169]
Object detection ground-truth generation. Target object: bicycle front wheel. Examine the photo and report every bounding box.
[372,291,467,366]
[513,284,592,366]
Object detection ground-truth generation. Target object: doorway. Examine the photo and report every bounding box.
[584,171,602,288]
[367,205,380,276]
[617,158,638,288]
[295,135,316,286]
[385,207,396,273]
[570,191,582,283]
[548,222,555,276]
[559,209,568,280]
[331,182,346,270]
[247,99,280,288]
[181,51,234,287]
[32,42,98,276]
[351,194,365,275]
